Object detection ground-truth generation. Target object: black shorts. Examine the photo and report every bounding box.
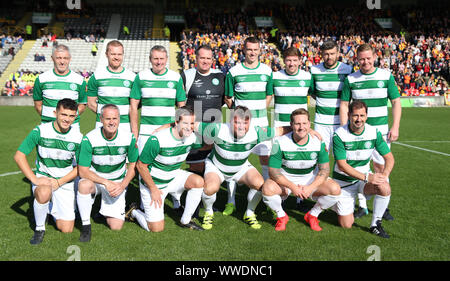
[185,149,212,164]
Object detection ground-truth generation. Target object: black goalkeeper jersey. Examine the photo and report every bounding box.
[181,68,225,123]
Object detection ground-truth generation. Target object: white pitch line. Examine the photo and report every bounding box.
[0,170,24,177]
[393,142,450,157]
[400,141,450,143]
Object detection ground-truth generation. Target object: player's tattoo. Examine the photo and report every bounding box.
[317,163,330,178]
[269,168,283,180]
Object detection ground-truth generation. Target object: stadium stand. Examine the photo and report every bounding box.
[18,39,103,73]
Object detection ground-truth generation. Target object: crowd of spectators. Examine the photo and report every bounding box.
[180,31,283,74]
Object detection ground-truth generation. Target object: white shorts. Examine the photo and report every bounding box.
[372,135,391,165]
[279,173,318,200]
[332,179,369,216]
[250,118,272,156]
[204,158,255,183]
[314,123,340,152]
[139,170,192,222]
[89,180,127,220]
[32,178,76,221]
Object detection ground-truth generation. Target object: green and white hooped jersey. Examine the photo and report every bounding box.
[225,62,273,126]
[87,66,136,129]
[332,123,390,183]
[130,68,186,136]
[200,122,275,176]
[17,122,82,179]
[78,127,138,181]
[311,62,352,126]
[341,68,400,135]
[139,127,201,189]
[269,133,329,183]
[33,69,87,124]
[273,69,312,127]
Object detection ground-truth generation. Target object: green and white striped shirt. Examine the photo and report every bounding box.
[87,66,136,129]
[201,122,275,176]
[332,123,390,183]
[139,127,202,188]
[341,68,400,135]
[33,69,87,124]
[78,127,138,181]
[311,62,353,126]
[273,69,312,127]
[130,68,186,136]
[269,133,328,184]
[225,62,273,126]
[18,122,82,179]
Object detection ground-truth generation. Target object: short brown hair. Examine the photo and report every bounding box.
[349,100,368,114]
[290,108,310,123]
[283,47,301,58]
[243,37,260,49]
[106,40,124,53]
[356,43,375,55]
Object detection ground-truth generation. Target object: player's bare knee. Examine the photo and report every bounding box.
[329,182,341,196]
[35,187,51,203]
[149,223,164,233]
[78,179,94,194]
[262,180,277,196]
[339,217,354,229]
[378,184,391,196]
[57,222,74,233]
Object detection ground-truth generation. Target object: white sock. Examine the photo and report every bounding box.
[371,195,390,227]
[246,189,262,217]
[261,165,269,181]
[358,193,368,209]
[202,192,216,214]
[226,180,236,205]
[131,209,149,231]
[262,194,286,218]
[34,199,49,231]
[309,195,339,217]
[181,188,203,225]
[77,192,93,226]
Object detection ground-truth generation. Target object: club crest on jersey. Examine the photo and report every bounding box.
[310,152,318,160]
[212,78,220,86]
[364,141,372,149]
[299,80,306,87]
[118,147,126,154]
[167,82,175,88]
[70,83,77,91]
[377,81,385,88]
[260,75,267,81]
[67,143,76,151]
[123,80,131,87]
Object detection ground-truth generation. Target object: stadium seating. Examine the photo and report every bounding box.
[121,39,170,73]
[118,6,154,40]
[18,39,103,73]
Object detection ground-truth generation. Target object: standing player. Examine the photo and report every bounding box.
[33,44,87,130]
[199,106,291,230]
[224,37,273,182]
[302,40,352,212]
[14,99,83,244]
[181,45,236,216]
[76,104,138,242]
[272,47,312,127]
[87,40,136,131]
[129,107,205,232]
[130,45,186,146]
[262,108,341,231]
[340,43,401,219]
[332,100,394,238]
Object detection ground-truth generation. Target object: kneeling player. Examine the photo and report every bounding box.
[332,100,394,238]
[14,99,83,244]
[130,107,205,232]
[77,104,138,242]
[262,108,341,231]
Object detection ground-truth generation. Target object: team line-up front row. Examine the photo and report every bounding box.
[15,98,394,245]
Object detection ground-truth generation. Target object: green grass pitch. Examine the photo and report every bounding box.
[0,106,449,261]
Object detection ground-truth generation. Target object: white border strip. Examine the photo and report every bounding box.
[393,142,450,157]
